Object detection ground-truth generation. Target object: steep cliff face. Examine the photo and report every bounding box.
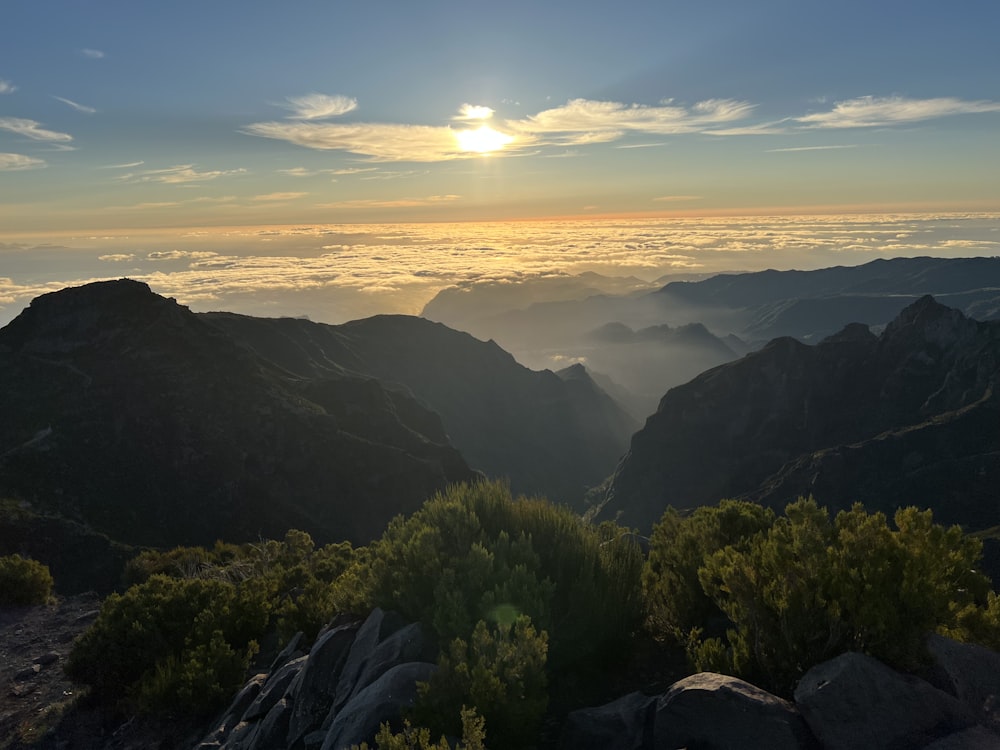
[598,296,1000,532]
[204,312,639,507]
[0,280,475,551]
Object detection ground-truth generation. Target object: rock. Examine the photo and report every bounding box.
[203,673,267,744]
[653,672,817,750]
[286,620,361,746]
[794,652,978,750]
[926,633,1000,733]
[245,697,292,750]
[328,608,395,719]
[346,622,430,704]
[270,631,305,672]
[242,655,307,723]
[922,726,1000,750]
[558,691,656,750]
[320,662,436,750]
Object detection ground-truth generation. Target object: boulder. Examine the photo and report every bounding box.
[245,697,292,750]
[653,672,816,750]
[558,691,656,750]
[242,655,308,723]
[926,633,1000,734]
[794,652,978,750]
[204,673,267,744]
[320,662,437,750]
[346,621,430,703]
[922,726,1000,750]
[286,620,362,745]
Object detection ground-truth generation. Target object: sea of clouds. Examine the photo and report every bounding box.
[1,213,997,327]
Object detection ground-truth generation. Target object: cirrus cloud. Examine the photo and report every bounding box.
[796,95,1000,128]
[0,79,16,94]
[283,93,358,120]
[0,118,73,143]
[0,153,46,171]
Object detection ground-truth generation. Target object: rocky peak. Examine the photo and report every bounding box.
[0,279,194,355]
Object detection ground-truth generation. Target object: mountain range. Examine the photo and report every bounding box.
[0,280,635,586]
[597,295,1000,537]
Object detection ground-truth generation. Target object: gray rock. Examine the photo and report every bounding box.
[242,655,308,723]
[558,691,656,750]
[286,620,362,745]
[246,697,292,750]
[653,672,817,750]
[320,662,437,750]
[794,652,978,750]
[347,621,429,703]
[220,720,258,750]
[203,673,267,745]
[926,633,1000,734]
[328,608,408,720]
[923,726,1000,750]
[269,631,305,672]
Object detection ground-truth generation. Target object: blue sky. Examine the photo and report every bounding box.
[2,0,999,231]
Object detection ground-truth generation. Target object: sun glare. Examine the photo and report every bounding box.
[455,125,514,154]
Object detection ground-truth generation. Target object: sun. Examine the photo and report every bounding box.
[455,125,514,154]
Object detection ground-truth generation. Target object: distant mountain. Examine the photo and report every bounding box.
[596,296,1000,534]
[0,280,475,555]
[657,256,1000,343]
[204,313,639,507]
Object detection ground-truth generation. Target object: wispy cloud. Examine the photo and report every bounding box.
[507,98,755,143]
[282,93,358,120]
[81,48,105,59]
[653,195,702,202]
[796,95,1000,129]
[320,194,461,209]
[0,79,16,95]
[767,145,859,153]
[0,153,46,171]
[98,253,136,262]
[0,118,73,143]
[252,192,307,201]
[118,164,246,184]
[454,104,494,121]
[615,141,669,149]
[52,96,97,114]
[243,121,475,162]
[101,160,145,169]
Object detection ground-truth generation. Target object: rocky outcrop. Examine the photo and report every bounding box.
[561,638,1000,750]
[199,608,436,750]
[0,281,476,570]
[598,296,1000,534]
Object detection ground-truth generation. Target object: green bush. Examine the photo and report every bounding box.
[414,617,548,750]
[643,500,774,641]
[690,499,992,695]
[347,480,644,670]
[66,574,265,717]
[0,554,54,606]
[352,708,486,750]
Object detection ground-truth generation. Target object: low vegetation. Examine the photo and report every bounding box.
[0,553,53,606]
[63,481,1000,745]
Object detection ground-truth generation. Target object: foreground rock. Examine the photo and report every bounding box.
[198,608,436,750]
[561,638,1000,750]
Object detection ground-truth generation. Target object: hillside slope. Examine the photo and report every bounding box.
[597,296,1000,532]
[0,280,475,555]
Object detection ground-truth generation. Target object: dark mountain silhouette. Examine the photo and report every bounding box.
[596,296,1000,534]
[203,313,639,506]
[0,280,475,553]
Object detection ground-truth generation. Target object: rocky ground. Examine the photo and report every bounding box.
[1,593,100,748]
[0,594,205,750]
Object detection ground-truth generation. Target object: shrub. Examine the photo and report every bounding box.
[0,554,53,606]
[643,500,774,641]
[351,480,644,670]
[66,574,264,717]
[351,708,486,750]
[690,499,992,695]
[414,617,548,750]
